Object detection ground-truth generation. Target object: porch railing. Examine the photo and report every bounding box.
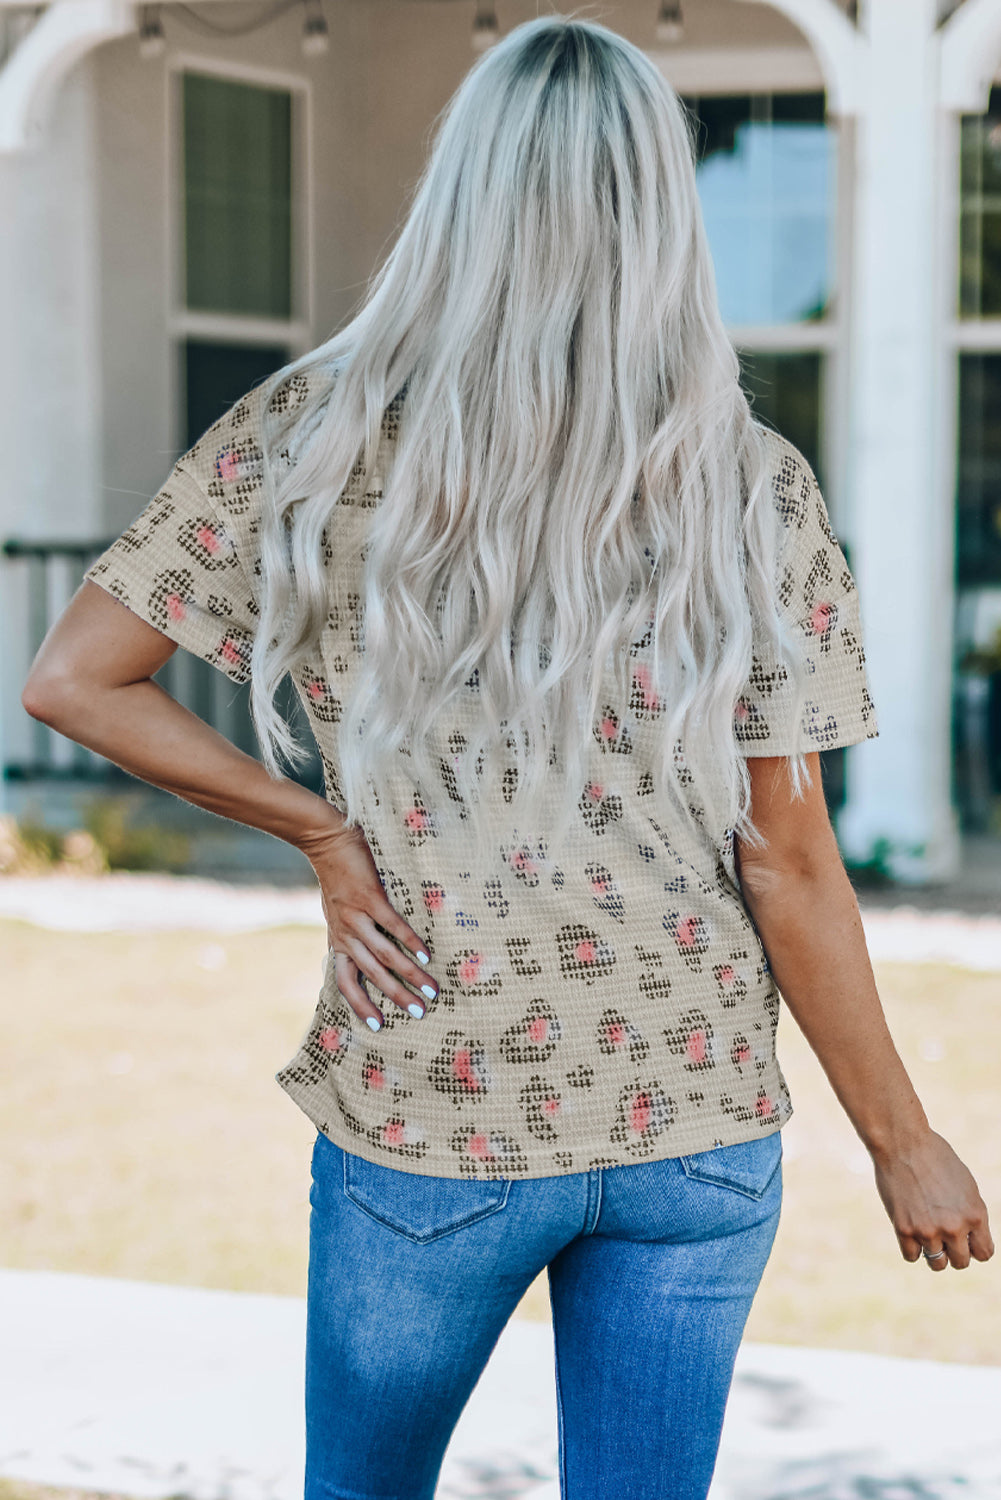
[2,536,321,791]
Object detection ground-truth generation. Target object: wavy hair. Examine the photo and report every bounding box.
[250,13,811,863]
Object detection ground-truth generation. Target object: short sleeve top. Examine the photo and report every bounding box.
[83,372,878,1179]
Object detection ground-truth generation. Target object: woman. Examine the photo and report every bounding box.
[22,16,992,1500]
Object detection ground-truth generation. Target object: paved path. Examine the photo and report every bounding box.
[1,870,999,970]
[2,1270,1001,1500]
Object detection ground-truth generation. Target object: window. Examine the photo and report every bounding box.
[737,349,823,483]
[956,354,1001,588]
[184,339,289,450]
[959,86,1001,319]
[684,92,835,327]
[682,89,843,805]
[183,72,293,319]
[680,91,836,497]
[176,70,300,439]
[169,68,320,792]
[955,93,1001,829]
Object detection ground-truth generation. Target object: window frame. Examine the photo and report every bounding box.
[652,46,847,526]
[165,53,315,452]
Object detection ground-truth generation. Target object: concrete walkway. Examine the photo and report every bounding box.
[2,1270,1001,1500]
[0,869,999,970]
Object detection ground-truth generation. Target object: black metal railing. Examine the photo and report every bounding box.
[3,536,322,792]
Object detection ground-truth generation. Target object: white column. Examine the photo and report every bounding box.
[836,0,963,883]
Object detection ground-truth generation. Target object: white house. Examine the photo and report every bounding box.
[3,0,1001,885]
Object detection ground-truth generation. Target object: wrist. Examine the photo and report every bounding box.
[289,799,351,858]
[859,1097,933,1165]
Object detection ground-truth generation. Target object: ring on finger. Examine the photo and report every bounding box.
[921,1244,948,1262]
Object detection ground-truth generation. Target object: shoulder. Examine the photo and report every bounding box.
[757,428,821,534]
[173,360,343,507]
[758,427,850,582]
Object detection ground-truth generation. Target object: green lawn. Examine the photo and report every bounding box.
[2,917,998,1363]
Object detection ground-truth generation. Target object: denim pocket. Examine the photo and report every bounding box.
[679,1131,782,1200]
[341,1146,511,1243]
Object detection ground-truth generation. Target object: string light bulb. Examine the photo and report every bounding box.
[655,0,684,45]
[138,3,166,59]
[302,0,329,55]
[472,0,499,52]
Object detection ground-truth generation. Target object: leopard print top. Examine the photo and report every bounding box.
[84,369,878,1179]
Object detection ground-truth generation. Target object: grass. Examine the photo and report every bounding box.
[2,917,999,1364]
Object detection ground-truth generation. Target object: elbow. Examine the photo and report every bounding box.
[736,840,845,906]
[21,669,79,729]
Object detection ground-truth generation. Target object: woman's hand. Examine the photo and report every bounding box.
[871,1129,994,1271]
[296,814,439,1032]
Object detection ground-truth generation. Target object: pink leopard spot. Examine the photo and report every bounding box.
[220,638,242,665]
[166,592,186,622]
[527,1016,548,1043]
[318,1026,340,1052]
[424,886,445,912]
[452,1048,480,1089]
[717,965,735,987]
[574,939,597,964]
[733,1043,751,1065]
[810,602,834,634]
[630,1092,651,1134]
[676,916,700,948]
[468,1133,490,1158]
[686,1030,707,1064]
[195,523,220,553]
[458,954,483,985]
[587,782,604,802]
[383,1121,404,1146]
[632,664,659,710]
[735,699,749,722]
[216,450,242,481]
[307,679,326,701]
[590,877,608,895]
[756,1094,773,1118]
[365,1066,385,1091]
[601,717,617,739]
[606,1023,625,1046]
[404,808,427,832]
[543,1097,560,1116]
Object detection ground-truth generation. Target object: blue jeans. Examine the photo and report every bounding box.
[305,1128,783,1500]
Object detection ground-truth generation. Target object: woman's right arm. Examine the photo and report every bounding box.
[734,752,993,1272]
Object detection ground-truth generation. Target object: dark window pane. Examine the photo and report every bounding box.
[183,73,292,318]
[681,93,835,325]
[957,353,1001,586]
[737,349,824,493]
[183,339,288,448]
[958,87,1001,318]
[771,93,826,125]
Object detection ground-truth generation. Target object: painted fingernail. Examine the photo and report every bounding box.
[416,950,430,965]
[420,984,437,1001]
[366,1015,382,1031]
[407,1002,425,1019]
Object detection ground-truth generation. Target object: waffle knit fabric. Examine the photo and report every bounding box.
[84,370,879,1180]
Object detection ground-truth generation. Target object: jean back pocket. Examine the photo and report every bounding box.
[341,1144,511,1243]
[679,1131,783,1200]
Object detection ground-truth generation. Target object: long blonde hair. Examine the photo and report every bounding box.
[251,13,809,862]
